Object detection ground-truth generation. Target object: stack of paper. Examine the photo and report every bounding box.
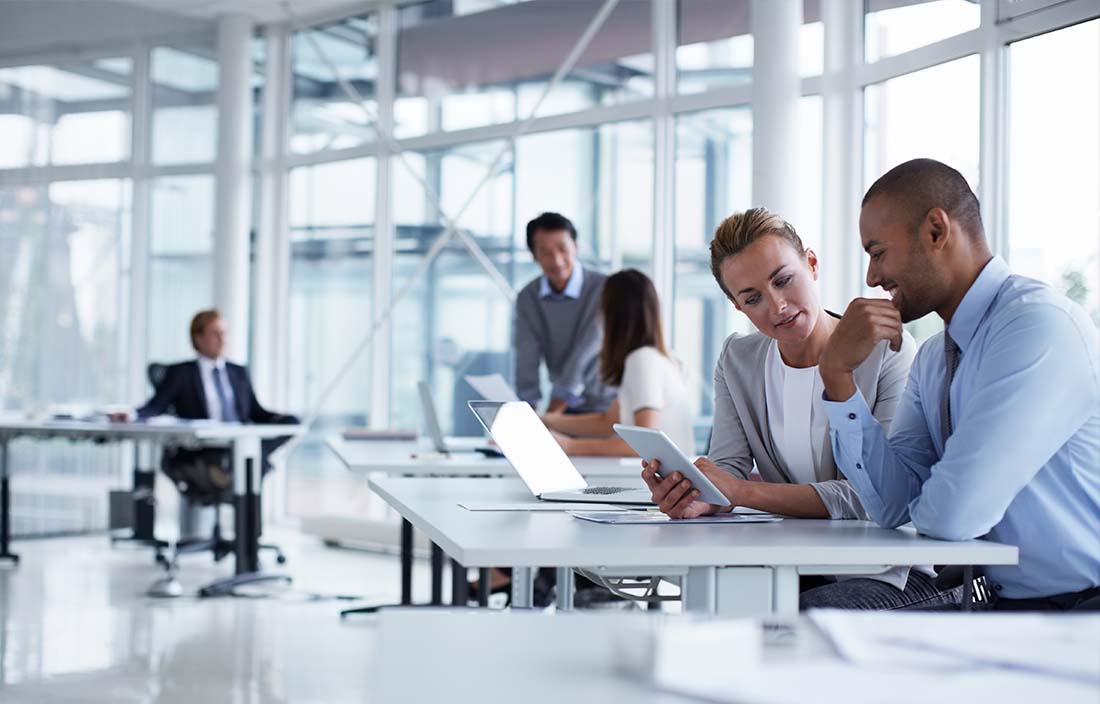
[653,611,1100,704]
[570,511,783,524]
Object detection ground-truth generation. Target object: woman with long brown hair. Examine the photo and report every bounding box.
[542,268,693,455]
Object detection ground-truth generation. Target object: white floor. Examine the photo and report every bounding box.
[0,528,442,703]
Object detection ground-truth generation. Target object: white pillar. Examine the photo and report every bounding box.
[651,0,677,332]
[370,3,397,429]
[253,23,290,405]
[128,43,152,403]
[214,13,255,362]
[751,0,802,216]
[820,0,863,309]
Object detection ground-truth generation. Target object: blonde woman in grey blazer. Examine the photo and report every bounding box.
[643,208,957,610]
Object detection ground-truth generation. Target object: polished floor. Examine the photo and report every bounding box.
[0,528,440,703]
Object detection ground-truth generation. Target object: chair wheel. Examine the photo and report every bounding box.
[276,555,287,565]
[155,553,168,567]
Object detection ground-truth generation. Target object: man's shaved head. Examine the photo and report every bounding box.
[863,158,985,241]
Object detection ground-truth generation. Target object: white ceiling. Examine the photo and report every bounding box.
[113,0,368,23]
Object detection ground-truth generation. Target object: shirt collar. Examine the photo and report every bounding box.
[946,256,1010,353]
[539,262,584,299]
[197,355,226,373]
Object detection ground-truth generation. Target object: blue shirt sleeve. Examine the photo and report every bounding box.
[821,373,932,529]
[824,305,1100,540]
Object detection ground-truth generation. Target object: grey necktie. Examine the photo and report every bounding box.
[211,367,240,422]
[941,331,961,441]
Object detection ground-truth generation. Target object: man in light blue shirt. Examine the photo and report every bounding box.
[818,159,1100,610]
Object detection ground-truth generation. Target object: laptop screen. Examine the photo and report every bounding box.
[468,401,587,496]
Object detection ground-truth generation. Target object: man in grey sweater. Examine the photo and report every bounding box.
[513,212,616,414]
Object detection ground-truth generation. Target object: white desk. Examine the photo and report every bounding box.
[327,435,644,478]
[330,434,648,610]
[371,609,1100,704]
[0,419,303,596]
[367,476,1018,616]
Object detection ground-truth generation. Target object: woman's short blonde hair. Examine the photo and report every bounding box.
[709,207,805,300]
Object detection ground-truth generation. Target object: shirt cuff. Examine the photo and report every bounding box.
[821,386,877,434]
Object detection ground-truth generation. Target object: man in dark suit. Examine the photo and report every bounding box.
[135,309,293,425]
[115,309,296,495]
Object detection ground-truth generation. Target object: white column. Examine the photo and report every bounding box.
[370,3,397,429]
[128,43,152,403]
[253,23,291,405]
[820,0,864,308]
[214,13,255,361]
[651,0,677,330]
[750,0,802,216]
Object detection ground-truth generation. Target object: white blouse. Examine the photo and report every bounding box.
[764,340,828,484]
[764,339,917,591]
[617,346,695,453]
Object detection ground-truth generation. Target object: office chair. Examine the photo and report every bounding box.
[145,363,287,573]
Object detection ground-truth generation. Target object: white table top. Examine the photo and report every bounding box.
[367,476,1019,570]
[369,609,822,703]
[328,435,645,477]
[0,418,304,443]
[370,610,1100,704]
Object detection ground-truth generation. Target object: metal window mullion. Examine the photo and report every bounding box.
[979,0,1010,260]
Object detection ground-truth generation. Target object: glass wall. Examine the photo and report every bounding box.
[395,0,653,138]
[863,54,979,343]
[390,139,515,435]
[0,179,132,535]
[147,175,216,363]
[672,107,752,428]
[151,45,219,165]
[676,0,823,94]
[864,0,980,62]
[1007,19,1100,327]
[0,60,131,168]
[290,14,379,154]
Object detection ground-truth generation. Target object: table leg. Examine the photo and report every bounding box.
[112,439,168,557]
[198,436,289,597]
[683,566,775,617]
[400,518,413,605]
[555,567,574,611]
[477,568,490,607]
[511,567,534,609]
[0,438,17,566]
[450,558,469,605]
[430,543,444,605]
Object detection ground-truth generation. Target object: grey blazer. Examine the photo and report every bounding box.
[709,327,917,519]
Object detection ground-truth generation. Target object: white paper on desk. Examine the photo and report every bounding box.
[658,660,1100,704]
[458,502,631,512]
[809,610,1100,685]
[464,374,520,402]
[570,511,782,524]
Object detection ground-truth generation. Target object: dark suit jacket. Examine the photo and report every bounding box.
[137,360,292,425]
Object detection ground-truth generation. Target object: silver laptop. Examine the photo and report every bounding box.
[468,400,654,505]
[418,381,502,456]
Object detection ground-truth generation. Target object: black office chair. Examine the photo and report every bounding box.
[146,363,287,572]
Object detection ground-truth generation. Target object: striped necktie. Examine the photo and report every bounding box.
[211,366,240,423]
[941,331,961,441]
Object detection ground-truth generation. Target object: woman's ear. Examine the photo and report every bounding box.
[804,248,820,280]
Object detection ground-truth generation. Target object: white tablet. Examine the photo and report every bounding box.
[613,424,731,508]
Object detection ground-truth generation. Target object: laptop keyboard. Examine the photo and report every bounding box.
[581,486,635,495]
